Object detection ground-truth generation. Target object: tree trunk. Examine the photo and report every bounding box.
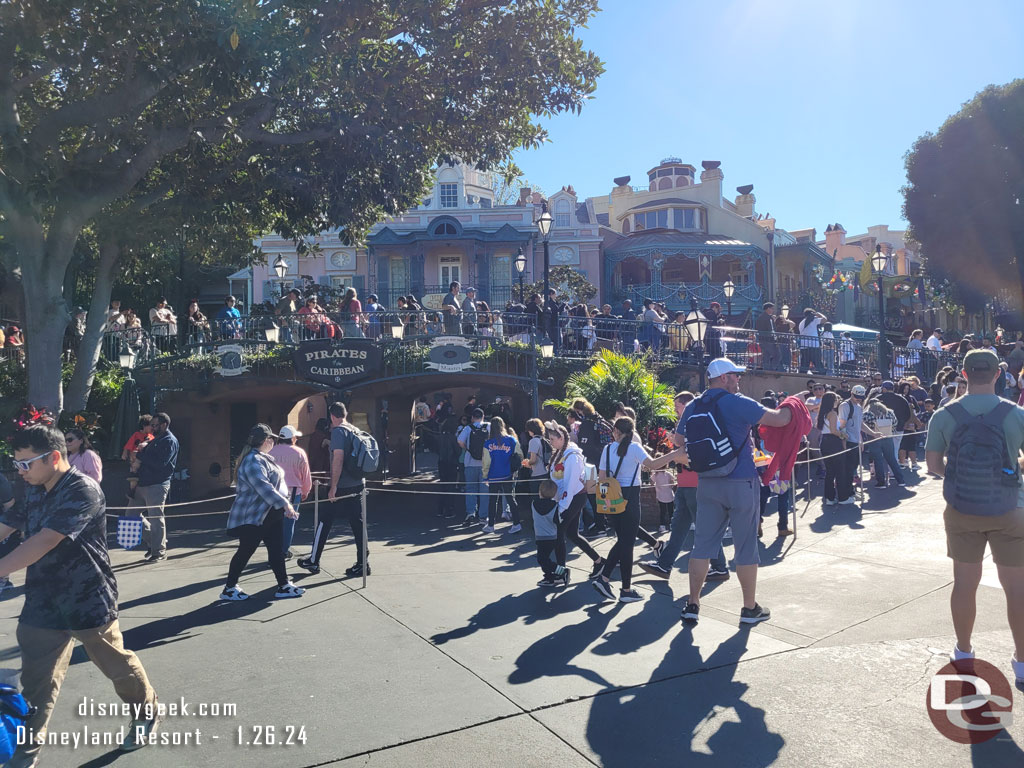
[20,268,71,414]
[65,240,121,412]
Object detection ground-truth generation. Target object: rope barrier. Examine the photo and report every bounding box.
[104,490,362,517]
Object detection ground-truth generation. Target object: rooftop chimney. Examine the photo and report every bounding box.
[700,161,723,206]
[824,222,846,254]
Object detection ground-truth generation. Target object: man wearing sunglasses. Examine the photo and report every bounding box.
[2,425,158,764]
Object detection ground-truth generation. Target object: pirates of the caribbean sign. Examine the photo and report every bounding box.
[292,340,382,387]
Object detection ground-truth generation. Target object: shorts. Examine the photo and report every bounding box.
[694,476,760,566]
[944,505,1024,567]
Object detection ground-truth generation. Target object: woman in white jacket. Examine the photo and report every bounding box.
[545,422,604,583]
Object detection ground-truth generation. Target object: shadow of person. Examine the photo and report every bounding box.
[509,603,619,689]
[431,582,595,646]
[809,503,865,533]
[970,731,1024,766]
[583,627,784,766]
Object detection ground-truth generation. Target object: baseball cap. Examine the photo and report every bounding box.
[278,425,303,440]
[706,358,745,379]
[933,328,943,333]
[963,348,1000,374]
[851,385,866,397]
[465,286,476,293]
[249,423,276,445]
[881,380,894,390]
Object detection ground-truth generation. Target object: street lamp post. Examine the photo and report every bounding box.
[684,297,709,391]
[536,205,554,350]
[723,279,735,322]
[513,246,527,304]
[871,245,889,377]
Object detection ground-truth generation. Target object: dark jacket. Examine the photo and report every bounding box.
[137,431,178,486]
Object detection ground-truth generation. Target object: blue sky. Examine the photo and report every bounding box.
[515,0,1024,237]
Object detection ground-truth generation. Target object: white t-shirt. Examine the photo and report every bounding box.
[798,316,821,347]
[927,335,942,352]
[599,442,650,487]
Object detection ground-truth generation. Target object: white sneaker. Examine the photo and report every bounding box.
[824,498,837,506]
[481,524,495,533]
[1012,655,1024,686]
[508,524,522,534]
[839,497,857,505]
[950,644,975,662]
[220,586,248,601]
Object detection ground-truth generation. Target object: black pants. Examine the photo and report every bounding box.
[841,441,859,501]
[488,479,520,526]
[556,491,599,566]
[310,489,366,565]
[659,501,673,527]
[536,539,557,576]
[227,508,289,588]
[601,486,642,590]
[437,459,459,516]
[821,434,845,502]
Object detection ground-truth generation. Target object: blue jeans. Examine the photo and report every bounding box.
[282,489,302,554]
[464,464,486,518]
[867,437,905,485]
[658,487,726,572]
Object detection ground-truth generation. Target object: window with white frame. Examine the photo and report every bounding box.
[555,199,571,228]
[439,183,459,208]
[439,256,462,286]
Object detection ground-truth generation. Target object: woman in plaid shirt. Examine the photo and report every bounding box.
[221,424,304,601]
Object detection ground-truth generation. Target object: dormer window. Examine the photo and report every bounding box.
[555,199,571,228]
[439,183,459,208]
[672,208,702,232]
[433,221,457,236]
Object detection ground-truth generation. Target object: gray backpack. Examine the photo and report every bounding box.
[943,401,1020,516]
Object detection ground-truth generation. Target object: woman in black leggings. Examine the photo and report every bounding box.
[221,424,304,601]
[545,422,604,582]
[592,417,683,604]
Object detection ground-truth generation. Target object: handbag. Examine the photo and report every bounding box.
[116,515,144,549]
[596,445,638,516]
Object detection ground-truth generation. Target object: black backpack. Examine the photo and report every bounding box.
[684,390,740,477]
[467,423,488,461]
[943,401,1020,516]
[577,417,612,465]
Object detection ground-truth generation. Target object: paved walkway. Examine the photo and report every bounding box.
[1,472,1023,767]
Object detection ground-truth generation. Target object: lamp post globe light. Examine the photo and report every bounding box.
[536,205,554,350]
[871,245,889,377]
[684,297,709,390]
[723,279,735,321]
[514,246,527,304]
[273,254,290,298]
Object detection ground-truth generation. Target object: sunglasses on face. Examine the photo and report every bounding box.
[13,452,51,471]
[64,435,78,442]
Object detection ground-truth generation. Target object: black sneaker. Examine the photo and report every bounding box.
[537,575,558,588]
[592,579,615,601]
[740,603,771,624]
[144,552,167,563]
[638,562,671,579]
[345,562,370,577]
[705,567,730,582]
[619,588,643,603]
[297,556,320,575]
[682,600,700,623]
[283,550,294,561]
[588,559,606,581]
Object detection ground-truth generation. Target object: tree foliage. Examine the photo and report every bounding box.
[902,79,1024,313]
[544,349,675,433]
[0,0,603,410]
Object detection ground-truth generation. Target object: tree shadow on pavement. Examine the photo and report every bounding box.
[584,627,784,766]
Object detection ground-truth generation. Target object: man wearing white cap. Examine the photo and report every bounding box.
[676,357,793,625]
[269,425,312,560]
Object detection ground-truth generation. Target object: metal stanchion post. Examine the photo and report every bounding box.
[361,487,368,589]
[314,480,320,538]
